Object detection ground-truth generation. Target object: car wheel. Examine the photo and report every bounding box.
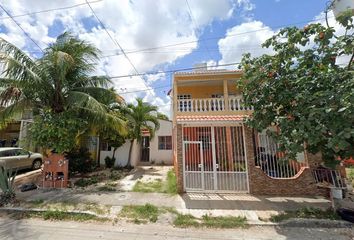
[32,159,42,170]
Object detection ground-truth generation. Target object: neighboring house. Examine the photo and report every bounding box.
[99,119,173,167]
[171,66,326,196]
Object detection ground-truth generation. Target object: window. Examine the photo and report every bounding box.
[158,136,172,150]
[14,149,29,156]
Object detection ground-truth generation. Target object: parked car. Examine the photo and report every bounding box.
[0,147,43,170]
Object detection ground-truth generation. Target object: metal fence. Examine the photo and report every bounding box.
[253,131,308,178]
[312,168,346,188]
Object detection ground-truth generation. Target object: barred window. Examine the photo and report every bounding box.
[158,136,172,150]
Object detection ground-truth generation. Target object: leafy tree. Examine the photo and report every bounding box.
[0,32,125,153]
[123,98,160,167]
[157,112,169,121]
[239,12,354,165]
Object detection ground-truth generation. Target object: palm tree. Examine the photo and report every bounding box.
[124,98,160,167]
[0,32,125,151]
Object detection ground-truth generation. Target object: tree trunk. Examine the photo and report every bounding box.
[127,139,134,168]
[112,147,117,160]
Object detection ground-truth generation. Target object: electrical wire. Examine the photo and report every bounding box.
[0,4,44,52]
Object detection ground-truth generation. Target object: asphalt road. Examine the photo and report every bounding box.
[0,218,353,240]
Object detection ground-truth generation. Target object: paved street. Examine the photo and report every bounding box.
[0,218,353,240]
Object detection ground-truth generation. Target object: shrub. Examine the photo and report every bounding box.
[104,156,115,168]
[0,167,17,206]
[66,147,95,174]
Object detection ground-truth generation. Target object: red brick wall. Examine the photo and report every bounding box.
[243,126,327,196]
[175,124,184,193]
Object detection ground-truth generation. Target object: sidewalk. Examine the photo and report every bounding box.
[16,189,331,223]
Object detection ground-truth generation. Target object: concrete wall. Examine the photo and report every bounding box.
[149,119,173,164]
[99,119,173,166]
[100,140,140,167]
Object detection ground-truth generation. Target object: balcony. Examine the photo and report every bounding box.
[176,96,253,113]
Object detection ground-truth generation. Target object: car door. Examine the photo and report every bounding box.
[1,150,17,169]
[13,149,31,169]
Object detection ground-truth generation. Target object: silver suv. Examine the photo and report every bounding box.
[0,147,43,170]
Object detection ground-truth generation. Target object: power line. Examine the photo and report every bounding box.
[0,0,103,20]
[109,62,240,79]
[0,4,44,52]
[115,62,241,94]
[185,0,213,60]
[85,0,153,94]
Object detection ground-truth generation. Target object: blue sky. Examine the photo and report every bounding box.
[0,0,332,116]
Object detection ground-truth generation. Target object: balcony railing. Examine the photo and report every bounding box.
[177,97,253,112]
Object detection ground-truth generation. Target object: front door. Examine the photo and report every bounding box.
[141,136,150,162]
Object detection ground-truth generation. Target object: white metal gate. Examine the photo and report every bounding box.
[182,125,249,193]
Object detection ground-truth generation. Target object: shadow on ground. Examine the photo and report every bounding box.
[181,193,331,211]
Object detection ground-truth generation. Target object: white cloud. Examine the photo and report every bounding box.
[218,21,274,65]
[0,0,253,116]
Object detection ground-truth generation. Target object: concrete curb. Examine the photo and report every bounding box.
[0,207,352,228]
[278,218,353,228]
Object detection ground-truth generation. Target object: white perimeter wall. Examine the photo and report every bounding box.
[149,120,172,164]
[99,119,173,166]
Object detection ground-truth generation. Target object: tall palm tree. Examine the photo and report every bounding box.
[124,98,160,167]
[0,32,125,150]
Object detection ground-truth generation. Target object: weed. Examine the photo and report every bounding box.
[132,180,163,193]
[132,169,177,195]
[201,215,246,228]
[28,199,44,206]
[25,210,109,222]
[173,214,199,227]
[270,207,340,222]
[74,177,99,187]
[119,204,159,223]
[97,182,116,192]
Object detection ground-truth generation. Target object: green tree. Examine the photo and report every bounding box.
[0,32,125,153]
[124,98,160,167]
[239,12,354,165]
[157,112,169,120]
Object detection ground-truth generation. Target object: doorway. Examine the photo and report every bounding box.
[141,136,150,162]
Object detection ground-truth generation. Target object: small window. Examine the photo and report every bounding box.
[158,136,172,150]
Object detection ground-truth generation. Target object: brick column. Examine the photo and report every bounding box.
[243,125,256,193]
[176,124,184,193]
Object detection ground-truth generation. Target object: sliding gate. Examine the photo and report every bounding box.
[183,125,249,192]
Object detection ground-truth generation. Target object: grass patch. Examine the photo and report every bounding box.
[270,208,340,222]
[202,215,247,228]
[119,204,159,223]
[18,210,109,222]
[173,214,247,228]
[74,177,99,187]
[132,169,177,195]
[132,179,163,193]
[28,199,44,207]
[97,182,116,192]
[174,214,200,227]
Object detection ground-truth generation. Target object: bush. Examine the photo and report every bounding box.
[104,156,115,168]
[0,167,17,206]
[66,148,95,174]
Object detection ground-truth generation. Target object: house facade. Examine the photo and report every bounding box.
[100,119,173,167]
[172,68,325,196]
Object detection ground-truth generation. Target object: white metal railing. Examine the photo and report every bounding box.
[312,168,346,188]
[177,97,253,112]
[254,132,308,178]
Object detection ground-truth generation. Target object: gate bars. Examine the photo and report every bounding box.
[182,124,249,192]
